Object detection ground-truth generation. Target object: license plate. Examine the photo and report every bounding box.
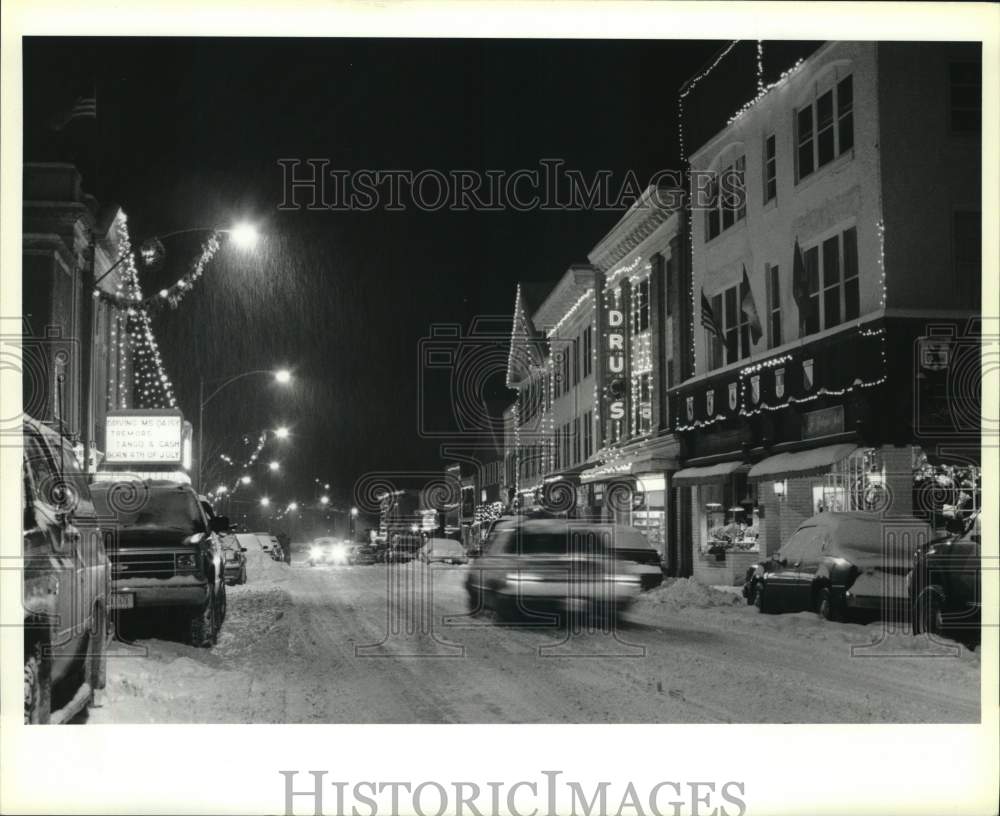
[109,592,135,610]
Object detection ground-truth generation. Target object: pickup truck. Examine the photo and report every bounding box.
[91,480,229,647]
[23,417,110,724]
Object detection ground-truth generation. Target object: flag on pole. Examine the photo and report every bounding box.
[792,237,809,312]
[740,265,763,345]
[700,289,722,337]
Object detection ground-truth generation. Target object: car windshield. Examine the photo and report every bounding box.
[93,486,203,533]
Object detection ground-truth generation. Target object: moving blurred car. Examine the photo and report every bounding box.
[23,417,109,724]
[742,512,931,621]
[418,537,468,564]
[91,480,228,647]
[307,537,352,566]
[464,518,642,621]
[606,531,665,590]
[909,514,981,640]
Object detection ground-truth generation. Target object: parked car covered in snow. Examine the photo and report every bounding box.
[23,417,110,724]
[908,514,981,640]
[417,537,468,564]
[465,518,643,621]
[743,512,932,621]
[91,480,229,647]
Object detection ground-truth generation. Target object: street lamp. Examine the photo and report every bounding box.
[288,502,299,512]
[241,475,252,485]
[275,425,290,439]
[197,368,292,489]
[229,222,259,250]
[260,497,270,507]
[269,460,281,472]
[320,495,330,505]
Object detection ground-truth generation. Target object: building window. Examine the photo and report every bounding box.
[562,422,571,465]
[766,263,782,348]
[562,347,570,396]
[706,155,746,240]
[708,283,752,369]
[633,277,650,334]
[572,337,580,386]
[763,134,776,204]
[573,416,581,464]
[797,74,853,181]
[950,62,981,134]
[583,410,593,459]
[798,226,860,338]
[582,325,593,377]
[633,373,651,436]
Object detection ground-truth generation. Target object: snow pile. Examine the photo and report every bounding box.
[638,578,744,609]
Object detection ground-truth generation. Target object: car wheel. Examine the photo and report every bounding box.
[189,588,217,647]
[23,640,52,724]
[913,587,945,636]
[755,582,772,614]
[815,586,835,621]
[216,582,227,629]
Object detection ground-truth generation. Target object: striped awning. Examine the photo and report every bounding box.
[747,444,858,482]
[671,460,748,486]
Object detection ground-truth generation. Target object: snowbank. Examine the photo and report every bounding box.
[637,577,745,609]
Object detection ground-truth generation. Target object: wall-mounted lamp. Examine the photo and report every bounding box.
[773,480,787,499]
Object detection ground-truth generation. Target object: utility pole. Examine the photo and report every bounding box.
[80,229,96,473]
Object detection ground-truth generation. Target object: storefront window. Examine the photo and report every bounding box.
[699,477,759,555]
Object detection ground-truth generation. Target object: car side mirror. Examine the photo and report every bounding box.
[210,515,231,533]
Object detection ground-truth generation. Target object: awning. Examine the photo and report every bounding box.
[672,461,748,487]
[747,443,858,483]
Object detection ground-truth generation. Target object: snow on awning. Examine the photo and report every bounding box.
[747,444,858,483]
[671,460,748,486]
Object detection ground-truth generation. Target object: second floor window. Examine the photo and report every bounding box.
[633,373,651,436]
[573,417,581,464]
[707,284,752,369]
[633,277,650,333]
[583,410,593,459]
[797,74,854,181]
[798,226,860,338]
[766,263,782,348]
[582,325,593,377]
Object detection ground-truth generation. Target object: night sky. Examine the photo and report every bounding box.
[23,37,819,506]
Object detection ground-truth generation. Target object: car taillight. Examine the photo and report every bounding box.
[175,553,197,571]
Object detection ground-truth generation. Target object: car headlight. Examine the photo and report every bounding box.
[330,544,349,562]
[506,572,545,583]
[175,553,197,571]
[309,546,323,559]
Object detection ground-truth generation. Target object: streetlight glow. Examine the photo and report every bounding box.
[275,426,290,439]
[288,502,299,512]
[260,497,270,507]
[320,495,330,505]
[216,485,228,495]
[351,507,358,517]
[269,461,281,471]
[274,369,292,384]
[241,475,252,485]
[230,222,259,249]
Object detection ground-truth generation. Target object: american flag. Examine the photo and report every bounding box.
[701,289,722,337]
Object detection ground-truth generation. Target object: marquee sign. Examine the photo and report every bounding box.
[104,410,191,468]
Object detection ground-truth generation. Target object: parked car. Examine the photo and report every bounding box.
[418,537,468,564]
[908,514,981,641]
[464,518,642,621]
[91,480,229,647]
[742,512,931,621]
[23,417,110,724]
[253,532,273,553]
[223,533,256,585]
[351,542,380,564]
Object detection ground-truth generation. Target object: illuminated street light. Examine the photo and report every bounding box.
[269,461,281,472]
[260,497,270,507]
[320,496,330,505]
[229,222,259,249]
[350,507,358,517]
[288,502,299,512]
[275,426,290,439]
[216,485,228,495]
[240,475,252,485]
[274,369,292,384]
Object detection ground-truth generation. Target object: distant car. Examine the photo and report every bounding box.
[351,542,380,565]
[253,532,272,552]
[909,515,981,641]
[418,537,468,564]
[23,417,110,724]
[464,518,642,621]
[224,533,258,585]
[742,512,931,621]
[91,480,228,647]
[308,537,351,566]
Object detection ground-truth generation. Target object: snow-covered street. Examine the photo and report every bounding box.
[88,547,980,724]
